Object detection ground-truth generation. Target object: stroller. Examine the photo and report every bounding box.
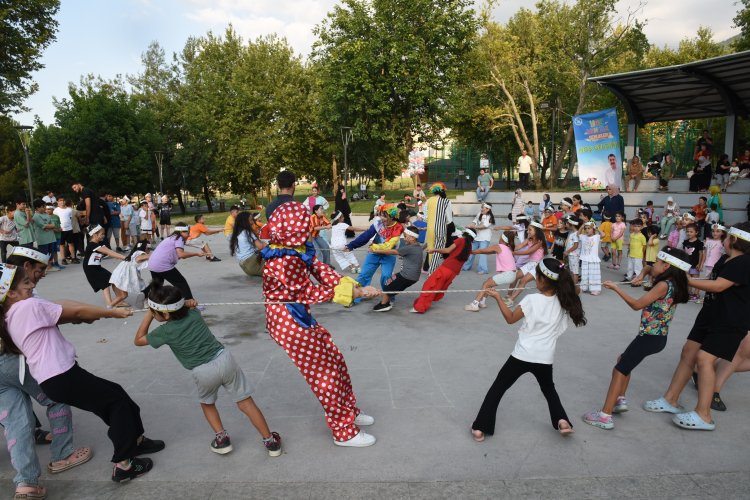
[645,151,670,178]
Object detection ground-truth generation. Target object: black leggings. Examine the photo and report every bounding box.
[40,364,145,463]
[143,267,194,300]
[473,355,570,435]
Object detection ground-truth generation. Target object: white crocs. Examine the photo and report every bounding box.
[643,397,685,414]
[334,431,376,447]
[354,413,374,426]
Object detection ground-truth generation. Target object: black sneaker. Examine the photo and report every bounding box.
[602,255,611,262]
[264,432,281,457]
[210,257,221,262]
[112,457,152,483]
[116,247,123,252]
[711,392,726,411]
[70,258,81,264]
[691,371,699,390]
[210,435,233,454]
[373,303,392,312]
[135,436,165,455]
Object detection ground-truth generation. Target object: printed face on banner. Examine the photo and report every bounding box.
[573,108,622,191]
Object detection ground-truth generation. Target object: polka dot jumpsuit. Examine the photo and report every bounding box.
[263,202,361,442]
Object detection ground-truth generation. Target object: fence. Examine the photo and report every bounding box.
[619,125,705,175]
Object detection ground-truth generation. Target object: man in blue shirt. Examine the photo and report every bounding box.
[106,192,122,251]
[694,129,713,155]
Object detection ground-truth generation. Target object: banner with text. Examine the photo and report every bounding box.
[573,107,622,191]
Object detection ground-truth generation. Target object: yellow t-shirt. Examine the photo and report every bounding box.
[223,215,236,236]
[600,221,612,243]
[629,233,647,259]
[645,236,660,262]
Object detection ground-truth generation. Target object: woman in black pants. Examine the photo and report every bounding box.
[335,186,355,238]
[140,225,202,308]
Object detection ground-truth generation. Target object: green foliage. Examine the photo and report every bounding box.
[732,0,750,52]
[646,27,730,67]
[0,0,60,114]
[0,116,27,202]
[30,78,163,195]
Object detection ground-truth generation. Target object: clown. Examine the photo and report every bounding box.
[424,182,455,275]
[259,201,380,447]
[344,203,404,304]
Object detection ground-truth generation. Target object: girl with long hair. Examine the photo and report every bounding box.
[471,258,586,441]
[582,248,690,430]
[82,224,129,308]
[109,239,151,309]
[462,203,496,274]
[504,223,547,306]
[230,212,266,283]
[329,210,366,273]
[412,230,476,313]
[465,230,517,311]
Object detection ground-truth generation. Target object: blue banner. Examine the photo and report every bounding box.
[573,107,622,191]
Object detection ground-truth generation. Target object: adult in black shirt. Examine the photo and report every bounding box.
[265,170,297,220]
[71,180,103,225]
[98,190,112,248]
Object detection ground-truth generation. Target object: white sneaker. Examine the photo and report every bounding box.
[354,413,374,426]
[464,304,479,311]
[410,308,422,313]
[334,431,376,447]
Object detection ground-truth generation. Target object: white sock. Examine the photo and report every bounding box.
[479,297,486,304]
[471,300,479,307]
[600,410,611,418]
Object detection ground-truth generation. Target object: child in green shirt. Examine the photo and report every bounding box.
[32,200,57,272]
[46,204,65,270]
[134,281,281,457]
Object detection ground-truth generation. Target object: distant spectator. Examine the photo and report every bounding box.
[224,205,240,242]
[454,174,459,188]
[54,198,75,264]
[694,129,713,155]
[517,149,533,189]
[106,192,122,251]
[476,168,493,202]
[0,204,19,262]
[714,154,731,192]
[597,185,624,223]
[98,189,112,249]
[305,185,329,214]
[740,149,750,172]
[120,196,136,250]
[32,199,57,272]
[156,195,173,240]
[658,154,675,191]
[689,144,713,192]
[13,197,34,248]
[70,180,102,225]
[624,156,643,192]
[138,200,153,243]
[413,184,426,203]
[45,203,65,269]
[42,190,56,204]
[145,193,158,238]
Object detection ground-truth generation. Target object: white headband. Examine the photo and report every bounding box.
[253,213,262,220]
[11,247,49,265]
[501,233,509,244]
[482,203,492,210]
[657,250,691,271]
[683,214,695,220]
[403,228,419,238]
[730,226,750,242]
[465,228,477,239]
[712,224,726,232]
[539,260,559,281]
[530,221,544,230]
[175,225,190,232]
[0,264,18,304]
[88,224,103,236]
[331,212,342,222]
[561,200,572,207]
[565,216,579,226]
[584,221,596,227]
[148,298,185,312]
[516,215,527,221]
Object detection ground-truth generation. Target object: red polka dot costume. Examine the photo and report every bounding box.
[261,201,363,442]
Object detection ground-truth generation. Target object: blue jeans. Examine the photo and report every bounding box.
[462,240,491,273]
[354,253,396,304]
[0,354,74,486]
[312,236,331,266]
[476,187,490,201]
[660,216,676,236]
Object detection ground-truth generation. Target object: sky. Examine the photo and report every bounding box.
[15,0,742,127]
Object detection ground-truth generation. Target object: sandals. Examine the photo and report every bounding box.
[115,303,131,308]
[672,411,715,431]
[643,397,685,414]
[14,484,46,500]
[470,424,484,442]
[558,420,574,436]
[48,446,93,473]
[34,428,52,445]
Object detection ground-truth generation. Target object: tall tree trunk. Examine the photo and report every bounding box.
[176,189,186,215]
[561,142,577,187]
[202,181,213,214]
[250,189,258,209]
[332,153,339,194]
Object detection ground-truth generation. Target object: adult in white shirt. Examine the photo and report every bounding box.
[53,199,74,263]
[42,191,56,204]
[604,153,620,189]
[517,149,533,189]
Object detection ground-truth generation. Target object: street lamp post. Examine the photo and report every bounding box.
[13,126,34,203]
[154,151,165,196]
[340,127,353,193]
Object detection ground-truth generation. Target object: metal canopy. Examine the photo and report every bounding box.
[589,50,750,127]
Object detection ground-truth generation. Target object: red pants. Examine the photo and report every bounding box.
[266,303,361,442]
[413,266,457,313]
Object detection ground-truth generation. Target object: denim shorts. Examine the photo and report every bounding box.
[191,350,253,404]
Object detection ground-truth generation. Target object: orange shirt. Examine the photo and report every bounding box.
[189,222,208,240]
[542,215,557,243]
[310,215,330,238]
[693,204,707,220]
[571,205,581,213]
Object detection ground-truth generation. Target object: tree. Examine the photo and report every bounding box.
[0,117,27,201]
[733,0,750,52]
[313,0,478,188]
[0,0,60,114]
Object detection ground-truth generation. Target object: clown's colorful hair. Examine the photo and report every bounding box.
[377,203,399,219]
[430,182,446,194]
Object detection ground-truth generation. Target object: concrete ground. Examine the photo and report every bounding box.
[8,220,750,499]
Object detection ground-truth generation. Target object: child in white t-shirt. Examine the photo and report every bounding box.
[729,161,740,185]
[470,258,587,441]
[579,221,605,295]
[138,201,152,241]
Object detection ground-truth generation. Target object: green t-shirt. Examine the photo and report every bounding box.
[14,210,35,245]
[50,214,61,241]
[32,212,56,245]
[478,173,493,188]
[146,309,224,370]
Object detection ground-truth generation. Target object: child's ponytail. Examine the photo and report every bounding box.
[653,247,690,304]
[503,230,516,251]
[537,258,586,327]
[457,232,475,262]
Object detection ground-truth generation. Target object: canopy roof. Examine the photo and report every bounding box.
[589,51,750,127]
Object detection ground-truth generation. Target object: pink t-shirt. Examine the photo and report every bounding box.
[495,243,516,272]
[5,298,76,384]
[611,222,626,241]
[529,245,545,263]
[704,238,725,268]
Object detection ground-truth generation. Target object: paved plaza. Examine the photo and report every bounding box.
[6,223,750,499]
